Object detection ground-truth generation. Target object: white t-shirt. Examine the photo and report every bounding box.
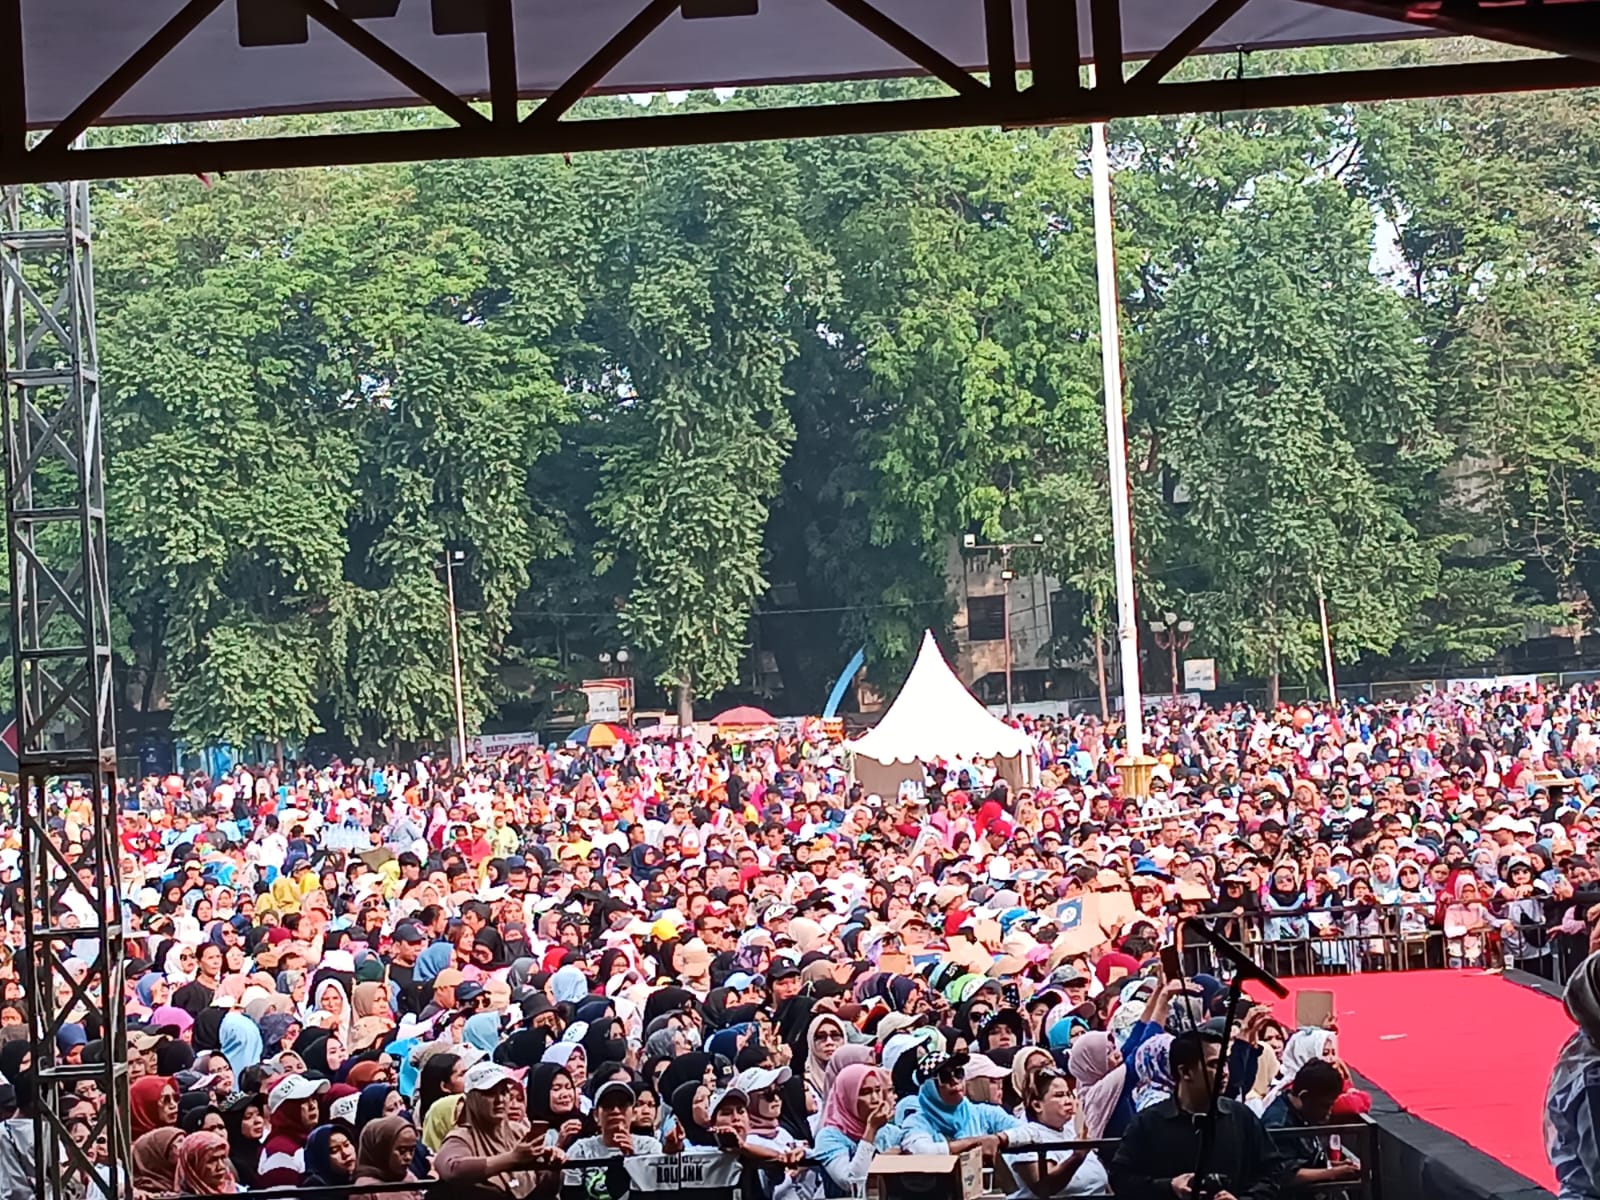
[1003,1122,1111,1199]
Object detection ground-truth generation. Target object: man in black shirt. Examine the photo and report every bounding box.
[385,920,431,1017]
[1110,1030,1284,1200]
[1260,1060,1362,1193]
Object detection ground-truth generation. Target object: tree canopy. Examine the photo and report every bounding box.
[79,53,1600,746]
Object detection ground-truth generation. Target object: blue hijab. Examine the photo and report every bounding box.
[219,1012,263,1078]
[355,1084,397,1131]
[550,966,588,1004]
[136,974,163,1007]
[412,944,452,984]
[302,1125,351,1186]
[914,1078,975,1141]
[463,1013,502,1055]
[705,1023,754,1062]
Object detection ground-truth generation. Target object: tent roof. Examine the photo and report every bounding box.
[23,1,1425,128]
[847,630,1034,765]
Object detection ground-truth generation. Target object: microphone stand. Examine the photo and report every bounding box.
[1181,916,1289,1200]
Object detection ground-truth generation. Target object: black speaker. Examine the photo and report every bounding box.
[336,0,404,16]
[237,0,308,46]
[432,0,490,34]
[683,0,759,16]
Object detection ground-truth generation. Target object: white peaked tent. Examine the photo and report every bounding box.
[846,630,1039,796]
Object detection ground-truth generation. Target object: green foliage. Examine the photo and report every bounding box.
[83,69,1600,743]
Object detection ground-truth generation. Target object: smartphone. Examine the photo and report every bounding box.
[1159,943,1182,980]
[1296,989,1335,1029]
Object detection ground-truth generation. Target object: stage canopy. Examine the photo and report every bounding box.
[21,1,1427,128]
[3,1,1598,184]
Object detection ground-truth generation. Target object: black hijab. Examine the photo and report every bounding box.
[670,1080,715,1147]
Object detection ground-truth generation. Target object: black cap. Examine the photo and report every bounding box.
[391,921,426,945]
[456,981,486,1003]
[768,961,800,983]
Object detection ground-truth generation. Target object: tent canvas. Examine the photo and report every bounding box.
[18,1,1427,130]
[847,630,1037,784]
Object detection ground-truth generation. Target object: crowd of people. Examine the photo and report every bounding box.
[0,678,1595,1199]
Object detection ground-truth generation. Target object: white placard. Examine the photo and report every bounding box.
[1183,658,1218,691]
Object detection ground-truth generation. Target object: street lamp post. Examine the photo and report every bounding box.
[441,548,468,766]
[962,532,1045,716]
[1149,611,1195,704]
[597,649,635,727]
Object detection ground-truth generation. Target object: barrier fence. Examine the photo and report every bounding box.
[1184,903,1583,982]
[146,1121,1381,1200]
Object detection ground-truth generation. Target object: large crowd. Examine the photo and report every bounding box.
[2,679,1599,1200]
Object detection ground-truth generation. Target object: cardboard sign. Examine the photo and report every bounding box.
[1084,890,1138,934]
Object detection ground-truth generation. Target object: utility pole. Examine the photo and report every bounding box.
[1150,611,1195,704]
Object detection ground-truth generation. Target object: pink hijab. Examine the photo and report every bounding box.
[818,1063,881,1142]
[1068,1031,1126,1139]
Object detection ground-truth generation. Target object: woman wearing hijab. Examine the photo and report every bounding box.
[356,1083,405,1131]
[803,1014,848,1114]
[257,1011,299,1058]
[175,1129,240,1195]
[311,978,353,1044]
[354,1115,423,1200]
[1250,1028,1339,1115]
[221,1092,266,1188]
[131,1127,185,1195]
[218,1009,263,1079]
[668,1080,718,1149]
[435,1064,554,1195]
[540,1041,590,1098]
[463,1012,503,1057]
[527,1062,592,1150]
[902,1053,1020,1155]
[130,1073,180,1140]
[349,981,395,1053]
[813,1063,894,1194]
[1068,1032,1125,1141]
[1129,1034,1175,1112]
[301,1124,357,1187]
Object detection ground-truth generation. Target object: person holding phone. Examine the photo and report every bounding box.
[433,1063,564,1197]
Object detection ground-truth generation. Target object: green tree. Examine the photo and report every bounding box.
[1139,177,1438,702]
[584,141,823,723]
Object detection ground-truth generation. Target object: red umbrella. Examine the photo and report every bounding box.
[710,705,777,728]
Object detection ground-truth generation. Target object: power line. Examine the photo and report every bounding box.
[512,600,947,619]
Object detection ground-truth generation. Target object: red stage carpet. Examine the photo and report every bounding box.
[1253,971,1566,1189]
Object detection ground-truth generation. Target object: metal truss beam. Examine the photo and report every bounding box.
[0,1,1593,184]
[1298,0,1600,66]
[0,53,1595,185]
[0,178,129,1200]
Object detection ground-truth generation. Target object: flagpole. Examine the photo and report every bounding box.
[1088,68,1153,794]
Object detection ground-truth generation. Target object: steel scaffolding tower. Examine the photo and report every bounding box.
[0,178,129,1200]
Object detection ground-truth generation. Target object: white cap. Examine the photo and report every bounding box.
[330,1093,360,1125]
[731,1066,792,1095]
[267,1073,328,1113]
[706,1087,747,1119]
[962,1053,1010,1081]
[463,1061,516,1093]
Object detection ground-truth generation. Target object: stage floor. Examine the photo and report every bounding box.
[1254,970,1566,1190]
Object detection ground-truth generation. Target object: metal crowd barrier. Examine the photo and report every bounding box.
[998,1118,1380,1198]
[167,1124,1379,1200]
[1185,903,1577,979]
